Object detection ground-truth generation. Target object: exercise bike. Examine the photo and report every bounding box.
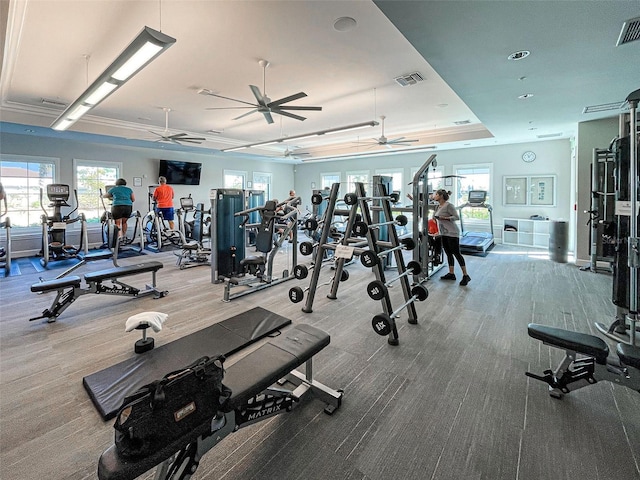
[39,184,88,268]
[0,186,12,276]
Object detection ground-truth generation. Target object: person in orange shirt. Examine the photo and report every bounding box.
[153,176,175,230]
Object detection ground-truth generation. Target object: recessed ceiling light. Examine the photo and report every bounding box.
[437,103,448,108]
[334,17,357,32]
[518,93,534,99]
[508,50,530,60]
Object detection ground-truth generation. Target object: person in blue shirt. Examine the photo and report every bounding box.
[103,178,135,239]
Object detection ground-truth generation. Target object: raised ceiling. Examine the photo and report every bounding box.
[1,1,638,161]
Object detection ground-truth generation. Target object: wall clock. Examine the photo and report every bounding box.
[522,151,536,163]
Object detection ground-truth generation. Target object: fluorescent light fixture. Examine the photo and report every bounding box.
[51,26,176,131]
[252,140,281,147]
[84,82,118,105]
[224,146,249,152]
[221,121,378,152]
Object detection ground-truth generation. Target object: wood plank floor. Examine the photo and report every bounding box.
[1,244,639,480]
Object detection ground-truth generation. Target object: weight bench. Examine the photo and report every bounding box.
[526,323,640,398]
[97,323,343,480]
[30,261,167,322]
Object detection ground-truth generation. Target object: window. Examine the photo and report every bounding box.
[346,170,369,194]
[0,155,57,227]
[321,172,340,190]
[410,165,444,196]
[74,160,121,223]
[454,164,492,220]
[252,172,271,200]
[375,169,403,198]
[224,170,246,189]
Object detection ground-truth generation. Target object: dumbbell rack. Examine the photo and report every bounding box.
[297,182,365,313]
[354,182,418,346]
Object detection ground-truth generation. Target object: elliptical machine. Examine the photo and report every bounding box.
[142,185,184,252]
[39,184,88,267]
[100,186,144,253]
[0,183,11,276]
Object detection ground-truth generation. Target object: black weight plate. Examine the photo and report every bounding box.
[371,314,392,336]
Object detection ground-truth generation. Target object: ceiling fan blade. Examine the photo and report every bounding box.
[278,105,322,111]
[262,111,275,124]
[168,133,189,138]
[388,138,420,144]
[201,91,257,107]
[249,85,267,106]
[233,109,259,120]
[176,138,205,144]
[148,131,164,138]
[268,92,307,107]
[205,106,255,110]
[274,110,306,122]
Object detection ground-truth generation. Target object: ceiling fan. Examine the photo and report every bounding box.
[362,115,420,148]
[149,108,206,145]
[199,59,322,125]
[281,147,310,159]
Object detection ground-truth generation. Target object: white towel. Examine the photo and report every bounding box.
[125,311,168,333]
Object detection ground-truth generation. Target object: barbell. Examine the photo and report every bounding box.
[366,261,422,300]
[371,284,429,336]
[353,215,408,237]
[288,269,350,303]
[343,192,400,206]
[360,238,416,267]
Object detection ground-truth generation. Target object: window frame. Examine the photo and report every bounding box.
[73,159,122,224]
[223,170,247,189]
[453,163,493,223]
[0,154,59,229]
[320,172,341,191]
[345,170,369,195]
[252,171,272,200]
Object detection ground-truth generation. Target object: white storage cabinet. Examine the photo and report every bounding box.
[502,218,550,248]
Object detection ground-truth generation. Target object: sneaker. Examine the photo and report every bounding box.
[440,273,456,281]
[460,275,471,286]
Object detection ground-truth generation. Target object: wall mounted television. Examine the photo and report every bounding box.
[158,160,202,185]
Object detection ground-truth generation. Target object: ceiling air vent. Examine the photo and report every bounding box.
[394,72,424,87]
[583,101,627,114]
[453,120,471,125]
[616,16,640,46]
[41,98,67,107]
[537,132,563,139]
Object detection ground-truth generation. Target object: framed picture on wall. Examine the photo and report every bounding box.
[504,176,528,205]
[530,176,556,206]
[503,174,556,206]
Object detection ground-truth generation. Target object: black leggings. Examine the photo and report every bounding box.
[441,236,466,267]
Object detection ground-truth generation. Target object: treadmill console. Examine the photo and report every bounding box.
[468,190,487,205]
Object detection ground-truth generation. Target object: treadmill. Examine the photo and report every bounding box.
[457,190,495,254]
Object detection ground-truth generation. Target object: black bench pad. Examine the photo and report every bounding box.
[617,343,640,369]
[84,261,163,283]
[97,323,329,480]
[224,323,329,411]
[528,323,609,365]
[83,307,291,420]
[31,275,82,292]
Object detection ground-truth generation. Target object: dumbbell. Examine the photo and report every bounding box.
[371,284,429,336]
[353,215,408,237]
[311,193,326,205]
[303,218,319,230]
[343,192,400,206]
[299,241,316,256]
[360,238,416,268]
[293,264,314,279]
[366,261,422,300]
[288,269,350,303]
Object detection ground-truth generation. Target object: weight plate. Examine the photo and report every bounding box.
[371,314,392,336]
